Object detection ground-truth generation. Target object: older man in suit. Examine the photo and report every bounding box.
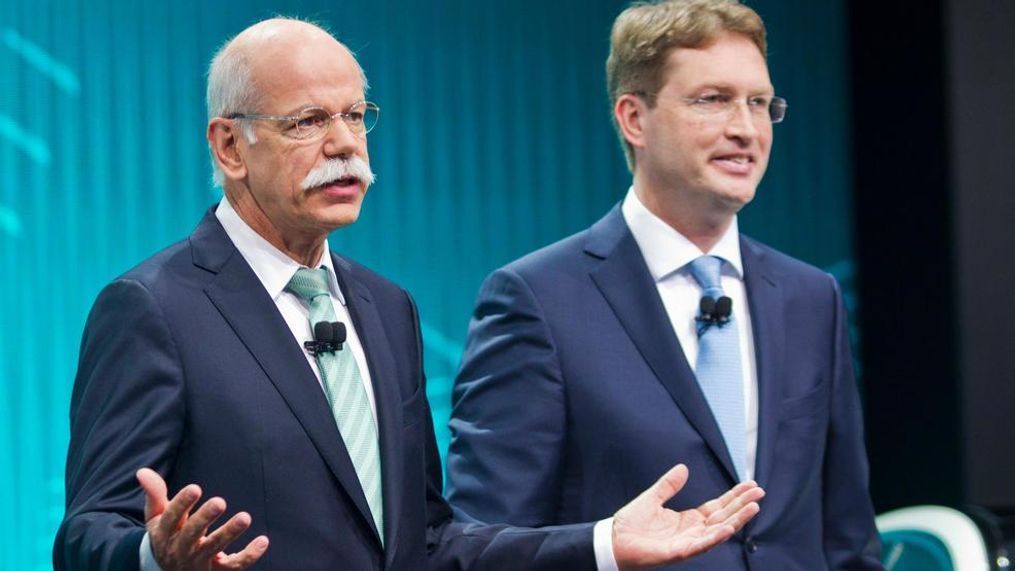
[54,17,763,571]
[446,1,882,569]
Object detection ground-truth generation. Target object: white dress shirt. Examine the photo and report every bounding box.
[621,188,759,481]
[213,197,377,417]
[593,190,761,571]
[141,197,377,569]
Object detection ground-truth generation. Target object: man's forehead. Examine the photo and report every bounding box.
[662,34,771,89]
[243,36,365,109]
[668,33,766,65]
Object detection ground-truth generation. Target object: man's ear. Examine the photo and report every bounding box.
[207,118,248,181]
[614,94,648,151]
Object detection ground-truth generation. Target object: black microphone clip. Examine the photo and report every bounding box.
[304,321,348,355]
[695,296,733,335]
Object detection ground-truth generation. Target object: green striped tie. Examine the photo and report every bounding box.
[287,267,384,543]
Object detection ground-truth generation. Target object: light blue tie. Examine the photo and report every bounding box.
[287,267,384,542]
[688,255,747,482]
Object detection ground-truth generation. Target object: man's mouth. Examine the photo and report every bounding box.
[321,176,360,189]
[711,154,755,175]
[330,176,359,187]
[314,176,363,200]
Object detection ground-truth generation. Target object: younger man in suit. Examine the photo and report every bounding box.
[447,1,882,568]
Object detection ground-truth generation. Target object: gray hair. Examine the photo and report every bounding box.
[207,43,261,187]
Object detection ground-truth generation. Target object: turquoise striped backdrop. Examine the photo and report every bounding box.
[0,1,852,568]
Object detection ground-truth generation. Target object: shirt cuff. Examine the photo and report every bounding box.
[139,532,164,571]
[593,517,620,571]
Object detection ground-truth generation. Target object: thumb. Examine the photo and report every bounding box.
[647,464,690,506]
[136,467,168,523]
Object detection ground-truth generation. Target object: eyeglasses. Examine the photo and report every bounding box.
[229,100,380,140]
[639,92,788,124]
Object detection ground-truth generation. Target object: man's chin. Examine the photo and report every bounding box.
[709,180,757,211]
[315,203,362,231]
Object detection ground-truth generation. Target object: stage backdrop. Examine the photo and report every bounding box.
[0,1,853,568]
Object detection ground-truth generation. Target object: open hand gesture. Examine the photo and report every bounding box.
[612,464,764,569]
[136,468,269,570]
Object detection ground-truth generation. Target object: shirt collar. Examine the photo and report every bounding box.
[621,187,744,281]
[214,196,345,305]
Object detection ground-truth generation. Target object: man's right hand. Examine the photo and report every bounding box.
[136,468,269,570]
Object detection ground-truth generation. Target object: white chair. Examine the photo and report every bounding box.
[877,505,995,571]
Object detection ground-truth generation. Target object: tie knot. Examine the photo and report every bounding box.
[287,267,331,302]
[688,255,725,297]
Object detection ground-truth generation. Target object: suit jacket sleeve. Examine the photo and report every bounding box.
[54,279,186,570]
[395,287,596,571]
[426,374,596,571]
[445,268,567,526]
[822,276,883,569]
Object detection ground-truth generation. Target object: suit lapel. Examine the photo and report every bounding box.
[740,238,784,491]
[191,214,382,548]
[586,208,740,484]
[333,258,403,560]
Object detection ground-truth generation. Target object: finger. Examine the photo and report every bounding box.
[645,464,690,505]
[136,468,169,523]
[697,480,760,518]
[704,486,765,526]
[720,500,761,532]
[214,535,269,569]
[178,496,227,547]
[199,511,252,556]
[158,483,203,538]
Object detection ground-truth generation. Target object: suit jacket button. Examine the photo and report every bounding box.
[744,537,758,554]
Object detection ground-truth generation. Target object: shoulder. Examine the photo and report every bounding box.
[114,209,226,295]
[334,255,418,326]
[336,255,410,297]
[468,228,599,311]
[741,235,842,306]
[498,205,631,281]
[504,229,591,278]
[119,239,194,287]
[742,236,833,281]
[478,207,631,302]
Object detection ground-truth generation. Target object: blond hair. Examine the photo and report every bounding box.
[606,0,767,170]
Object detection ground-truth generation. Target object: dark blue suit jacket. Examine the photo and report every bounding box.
[446,206,882,570]
[54,210,595,570]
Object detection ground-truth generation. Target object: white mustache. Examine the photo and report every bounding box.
[301,156,376,190]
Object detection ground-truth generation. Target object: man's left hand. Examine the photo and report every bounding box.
[611,464,764,570]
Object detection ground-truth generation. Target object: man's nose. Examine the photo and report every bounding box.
[322,116,363,157]
[724,100,761,141]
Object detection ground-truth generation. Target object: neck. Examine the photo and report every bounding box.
[225,189,328,267]
[632,173,735,253]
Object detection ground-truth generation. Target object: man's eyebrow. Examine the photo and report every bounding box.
[278,98,367,116]
[278,105,319,116]
[687,83,775,95]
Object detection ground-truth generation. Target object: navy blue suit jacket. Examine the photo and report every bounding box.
[54,210,595,570]
[446,206,882,570]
